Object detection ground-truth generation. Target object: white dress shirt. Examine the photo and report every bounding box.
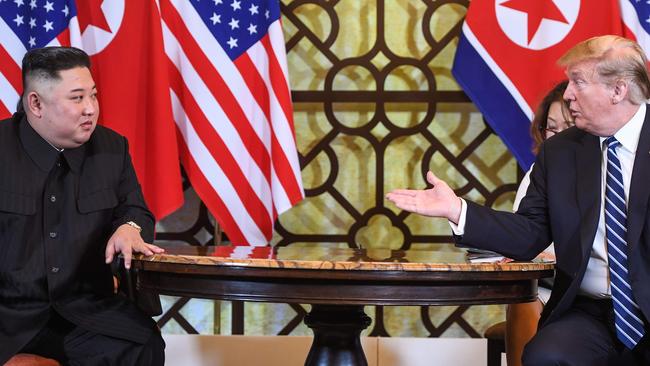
[451,103,646,299]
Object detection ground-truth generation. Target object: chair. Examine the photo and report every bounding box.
[484,321,506,366]
[485,300,542,366]
[4,354,60,366]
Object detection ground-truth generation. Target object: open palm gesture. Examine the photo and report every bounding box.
[386,171,462,223]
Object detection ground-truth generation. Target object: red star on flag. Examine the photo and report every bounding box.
[501,0,569,44]
[77,0,111,33]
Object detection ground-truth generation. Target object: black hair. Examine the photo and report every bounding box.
[530,80,570,154]
[18,46,91,112]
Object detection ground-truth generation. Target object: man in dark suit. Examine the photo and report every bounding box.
[387,35,650,365]
[0,47,165,364]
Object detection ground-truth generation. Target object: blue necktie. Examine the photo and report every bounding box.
[604,136,646,349]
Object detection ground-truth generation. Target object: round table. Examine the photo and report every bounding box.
[130,245,554,366]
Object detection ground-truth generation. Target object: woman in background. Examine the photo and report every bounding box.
[505,80,573,366]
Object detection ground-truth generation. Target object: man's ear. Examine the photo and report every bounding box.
[25,91,43,118]
[612,79,628,104]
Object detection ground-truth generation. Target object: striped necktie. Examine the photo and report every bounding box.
[604,136,645,349]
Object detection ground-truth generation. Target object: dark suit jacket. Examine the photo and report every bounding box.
[0,113,158,363]
[457,106,650,329]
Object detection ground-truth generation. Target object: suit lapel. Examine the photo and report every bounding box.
[627,105,650,249]
[575,132,602,258]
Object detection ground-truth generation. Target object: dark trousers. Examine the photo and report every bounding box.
[522,296,650,366]
[19,311,165,366]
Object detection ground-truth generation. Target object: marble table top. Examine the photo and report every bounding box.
[137,244,554,272]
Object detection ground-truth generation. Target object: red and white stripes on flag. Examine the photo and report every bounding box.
[0,34,23,118]
[160,0,304,246]
[0,0,81,118]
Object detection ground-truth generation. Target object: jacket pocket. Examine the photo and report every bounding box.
[0,190,36,215]
[77,189,118,213]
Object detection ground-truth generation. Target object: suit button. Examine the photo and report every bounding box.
[51,267,59,273]
[50,195,56,203]
[49,232,57,238]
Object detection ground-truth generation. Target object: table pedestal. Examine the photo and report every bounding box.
[304,305,372,366]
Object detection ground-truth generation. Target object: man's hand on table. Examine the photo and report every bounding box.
[105,223,165,269]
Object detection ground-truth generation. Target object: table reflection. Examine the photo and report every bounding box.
[142,244,554,273]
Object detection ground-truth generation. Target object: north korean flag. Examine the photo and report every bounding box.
[453,0,624,169]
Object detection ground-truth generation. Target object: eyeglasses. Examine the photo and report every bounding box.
[542,127,563,134]
[539,121,575,135]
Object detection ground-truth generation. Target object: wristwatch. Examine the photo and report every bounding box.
[125,221,142,232]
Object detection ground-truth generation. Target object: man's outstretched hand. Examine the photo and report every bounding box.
[385,171,462,223]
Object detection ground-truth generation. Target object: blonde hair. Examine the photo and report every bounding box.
[558,35,650,104]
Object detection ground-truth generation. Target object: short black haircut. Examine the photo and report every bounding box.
[18,46,91,112]
[21,46,91,91]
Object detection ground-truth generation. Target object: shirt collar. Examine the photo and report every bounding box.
[62,144,85,173]
[19,115,60,172]
[599,103,646,153]
[18,114,86,173]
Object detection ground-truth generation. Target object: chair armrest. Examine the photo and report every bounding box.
[112,257,163,317]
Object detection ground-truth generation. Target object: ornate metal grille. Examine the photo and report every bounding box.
[155,0,522,339]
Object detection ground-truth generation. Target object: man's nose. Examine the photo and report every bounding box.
[82,99,97,115]
[563,85,575,101]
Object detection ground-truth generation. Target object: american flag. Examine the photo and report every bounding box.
[0,0,80,117]
[620,0,650,57]
[160,0,304,245]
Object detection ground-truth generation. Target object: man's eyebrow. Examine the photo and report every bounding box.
[68,85,97,93]
[567,70,581,78]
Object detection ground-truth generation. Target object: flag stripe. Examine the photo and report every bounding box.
[0,51,21,116]
[44,36,63,47]
[237,45,290,216]
[246,39,303,209]
[261,29,304,205]
[167,61,273,241]
[0,45,22,92]
[0,97,10,118]
[452,30,535,169]
[161,0,305,245]
[162,0,273,168]
[56,28,71,47]
[162,0,270,182]
[0,18,25,64]
[234,52,272,124]
[176,131,252,245]
[459,24,533,120]
[262,26,294,130]
[0,73,20,116]
[160,15,274,216]
[171,89,268,244]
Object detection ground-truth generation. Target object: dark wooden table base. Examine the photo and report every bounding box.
[304,305,372,366]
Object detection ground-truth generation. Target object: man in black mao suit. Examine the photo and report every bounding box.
[0,47,165,364]
[387,35,650,365]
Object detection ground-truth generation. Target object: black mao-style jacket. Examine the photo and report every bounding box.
[0,113,157,363]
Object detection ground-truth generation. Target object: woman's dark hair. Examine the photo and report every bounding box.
[530,80,570,154]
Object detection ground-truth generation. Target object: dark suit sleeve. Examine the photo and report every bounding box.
[111,138,155,242]
[456,143,553,260]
